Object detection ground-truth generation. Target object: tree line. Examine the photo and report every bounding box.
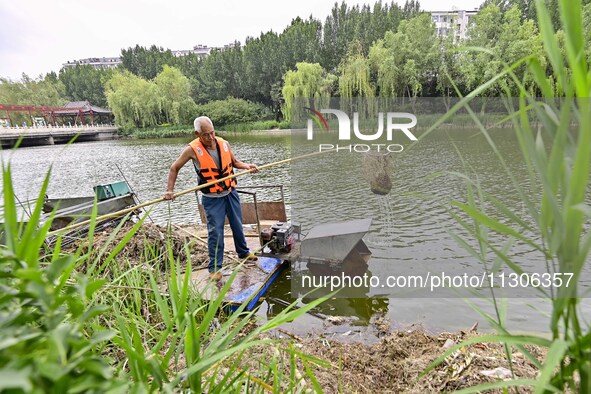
[1,0,589,129]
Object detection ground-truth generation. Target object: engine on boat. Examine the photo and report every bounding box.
[260,222,295,254]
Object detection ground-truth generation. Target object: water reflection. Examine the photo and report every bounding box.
[267,265,389,327]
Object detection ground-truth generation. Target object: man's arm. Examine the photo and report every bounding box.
[164,146,196,200]
[229,145,259,173]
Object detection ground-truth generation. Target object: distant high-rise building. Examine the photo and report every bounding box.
[430,9,478,41]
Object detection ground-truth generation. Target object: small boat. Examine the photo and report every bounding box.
[191,257,287,312]
[42,181,140,239]
[1,181,140,246]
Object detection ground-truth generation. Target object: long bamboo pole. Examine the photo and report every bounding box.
[48,148,334,236]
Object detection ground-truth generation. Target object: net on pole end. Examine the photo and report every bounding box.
[362,151,392,195]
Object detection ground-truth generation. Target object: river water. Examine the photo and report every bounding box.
[2,130,589,337]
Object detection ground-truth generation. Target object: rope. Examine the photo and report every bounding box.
[48,148,335,236]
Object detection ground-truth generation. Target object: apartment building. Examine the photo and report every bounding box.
[431,9,478,41]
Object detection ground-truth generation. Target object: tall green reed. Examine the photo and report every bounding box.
[97,235,329,393]
[422,0,591,392]
[0,164,124,392]
[1,161,328,392]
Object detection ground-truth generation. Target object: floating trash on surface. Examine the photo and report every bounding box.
[362,152,393,195]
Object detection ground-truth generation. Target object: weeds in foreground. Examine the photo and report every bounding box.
[0,163,327,392]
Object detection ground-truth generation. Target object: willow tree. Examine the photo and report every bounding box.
[104,70,162,129]
[368,36,400,96]
[338,42,375,117]
[338,54,374,98]
[338,39,374,97]
[368,13,437,103]
[281,62,336,123]
[153,65,196,125]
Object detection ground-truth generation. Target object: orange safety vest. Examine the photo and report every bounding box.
[189,137,236,193]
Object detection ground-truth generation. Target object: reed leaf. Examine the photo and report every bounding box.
[432,0,591,391]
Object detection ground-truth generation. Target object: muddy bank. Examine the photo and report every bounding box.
[256,327,545,393]
[67,222,210,272]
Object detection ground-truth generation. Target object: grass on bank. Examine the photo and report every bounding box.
[120,120,291,139]
[420,0,591,392]
[0,163,329,392]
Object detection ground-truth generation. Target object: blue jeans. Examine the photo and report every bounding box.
[202,189,250,272]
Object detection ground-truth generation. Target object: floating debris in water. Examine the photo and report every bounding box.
[362,152,393,195]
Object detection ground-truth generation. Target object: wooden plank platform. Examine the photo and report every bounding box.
[191,256,287,311]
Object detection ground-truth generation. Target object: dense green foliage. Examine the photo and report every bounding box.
[282,62,336,122]
[195,97,272,127]
[120,44,177,80]
[480,0,591,29]
[0,73,65,107]
[190,43,246,104]
[0,74,66,126]
[59,65,111,108]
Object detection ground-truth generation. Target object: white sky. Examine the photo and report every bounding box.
[0,0,482,81]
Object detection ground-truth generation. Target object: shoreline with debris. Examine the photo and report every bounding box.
[70,221,547,392]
